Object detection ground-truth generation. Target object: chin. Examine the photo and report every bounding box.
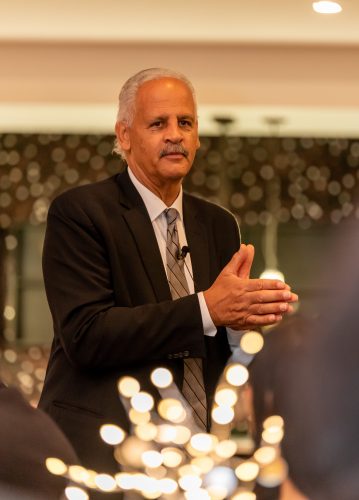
[160,160,192,179]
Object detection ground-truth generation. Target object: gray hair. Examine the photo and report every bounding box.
[113,68,197,158]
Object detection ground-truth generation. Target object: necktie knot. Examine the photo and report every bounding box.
[165,208,178,227]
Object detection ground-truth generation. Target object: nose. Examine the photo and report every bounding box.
[164,121,183,143]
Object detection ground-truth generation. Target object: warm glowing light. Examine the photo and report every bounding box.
[45,457,67,475]
[263,415,284,429]
[116,436,152,468]
[64,486,89,500]
[68,465,90,483]
[115,472,135,490]
[312,1,342,14]
[179,464,201,477]
[3,349,17,363]
[146,465,166,480]
[4,305,16,321]
[184,488,210,499]
[215,439,237,459]
[151,367,173,388]
[206,485,228,500]
[257,458,288,488]
[190,433,218,453]
[158,398,186,423]
[158,477,178,494]
[94,473,117,492]
[118,376,140,397]
[135,474,161,497]
[259,268,285,281]
[100,424,126,445]
[135,423,157,441]
[142,450,163,468]
[131,391,154,412]
[83,470,97,489]
[232,492,256,500]
[225,364,249,387]
[214,387,238,407]
[235,461,260,482]
[132,473,150,491]
[173,425,192,445]
[5,234,18,251]
[211,405,235,425]
[254,446,277,465]
[191,456,214,474]
[178,474,202,491]
[156,424,177,443]
[240,331,264,355]
[129,409,151,425]
[204,466,237,498]
[161,447,184,468]
[262,427,284,445]
[156,424,191,444]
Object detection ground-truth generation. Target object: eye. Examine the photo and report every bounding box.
[149,120,163,129]
[179,119,193,128]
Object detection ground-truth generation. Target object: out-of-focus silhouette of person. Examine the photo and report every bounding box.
[0,380,79,499]
[250,221,359,500]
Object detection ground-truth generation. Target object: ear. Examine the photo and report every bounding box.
[195,120,200,150]
[115,121,131,153]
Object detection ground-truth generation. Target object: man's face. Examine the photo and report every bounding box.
[116,77,200,193]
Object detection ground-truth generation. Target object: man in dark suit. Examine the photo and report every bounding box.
[39,68,297,476]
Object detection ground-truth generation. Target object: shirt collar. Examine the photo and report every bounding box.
[128,167,184,222]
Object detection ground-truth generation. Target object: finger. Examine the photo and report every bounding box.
[249,301,293,315]
[222,245,249,275]
[237,244,255,279]
[288,293,299,303]
[245,278,289,292]
[234,288,295,306]
[230,313,283,329]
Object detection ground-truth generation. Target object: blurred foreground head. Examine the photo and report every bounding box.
[0,381,78,499]
[250,221,359,500]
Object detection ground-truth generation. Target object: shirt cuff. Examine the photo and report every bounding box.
[198,292,217,337]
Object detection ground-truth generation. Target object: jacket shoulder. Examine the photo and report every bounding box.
[48,175,120,217]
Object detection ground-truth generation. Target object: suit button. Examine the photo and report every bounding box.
[183,350,189,357]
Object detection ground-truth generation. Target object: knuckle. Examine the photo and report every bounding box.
[257,293,264,303]
[257,280,264,291]
[257,304,263,314]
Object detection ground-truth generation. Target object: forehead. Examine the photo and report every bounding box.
[134,77,196,118]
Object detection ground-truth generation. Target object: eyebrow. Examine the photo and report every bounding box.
[148,114,195,122]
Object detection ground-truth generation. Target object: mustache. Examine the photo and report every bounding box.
[159,144,189,158]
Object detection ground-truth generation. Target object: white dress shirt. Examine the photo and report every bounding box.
[128,167,216,336]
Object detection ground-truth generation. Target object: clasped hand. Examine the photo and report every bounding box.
[203,244,298,330]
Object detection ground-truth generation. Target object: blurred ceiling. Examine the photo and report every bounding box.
[1,0,359,136]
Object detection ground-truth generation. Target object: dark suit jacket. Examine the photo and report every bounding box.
[39,169,240,472]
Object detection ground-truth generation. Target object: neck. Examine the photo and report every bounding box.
[128,166,181,206]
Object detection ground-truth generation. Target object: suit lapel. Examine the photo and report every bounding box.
[116,171,172,302]
[116,171,211,299]
[183,195,211,292]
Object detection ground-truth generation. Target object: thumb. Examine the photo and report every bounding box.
[237,243,255,279]
[223,244,250,276]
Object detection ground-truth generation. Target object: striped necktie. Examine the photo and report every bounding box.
[165,208,207,431]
